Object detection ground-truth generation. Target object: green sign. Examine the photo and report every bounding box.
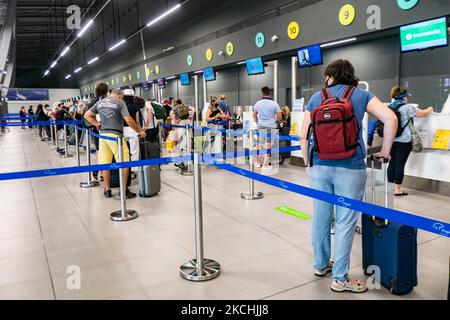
[397,0,419,10]
[275,206,311,220]
[400,17,448,52]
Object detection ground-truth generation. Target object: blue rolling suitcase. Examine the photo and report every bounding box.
[362,157,418,295]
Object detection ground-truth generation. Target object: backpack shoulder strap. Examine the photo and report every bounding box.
[321,88,331,101]
[342,86,356,102]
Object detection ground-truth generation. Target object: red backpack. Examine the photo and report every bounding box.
[308,86,359,165]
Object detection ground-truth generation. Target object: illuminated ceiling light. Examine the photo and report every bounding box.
[236,61,246,65]
[321,37,357,48]
[109,39,126,51]
[194,70,204,74]
[87,57,99,64]
[74,67,82,73]
[60,46,70,57]
[50,61,57,69]
[44,70,50,76]
[165,76,176,80]
[147,4,181,27]
[77,19,94,38]
[65,74,72,79]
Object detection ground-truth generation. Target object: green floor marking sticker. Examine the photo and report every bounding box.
[276,206,311,220]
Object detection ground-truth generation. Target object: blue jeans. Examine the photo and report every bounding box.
[309,165,366,281]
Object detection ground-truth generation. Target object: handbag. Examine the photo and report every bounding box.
[409,121,423,153]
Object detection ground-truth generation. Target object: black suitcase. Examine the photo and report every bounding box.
[362,157,418,295]
[138,139,161,197]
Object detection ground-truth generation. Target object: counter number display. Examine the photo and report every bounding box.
[246,57,265,75]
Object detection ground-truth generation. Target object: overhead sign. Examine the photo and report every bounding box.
[226,42,234,56]
[6,88,49,101]
[400,17,448,52]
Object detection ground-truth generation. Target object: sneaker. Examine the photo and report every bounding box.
[314,260,335,277]
[121,188,136,199]
[254,162,262,168]
[330,277,368,293]
[104,189,112,199]
[261,164,273,171]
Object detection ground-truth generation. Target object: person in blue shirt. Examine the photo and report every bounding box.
[253,87,282,170]
[300,59,398,294]
[218,95,231,128]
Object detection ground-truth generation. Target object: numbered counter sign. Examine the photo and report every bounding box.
[146,67,151,77]
[206,48,213,61]
[339,4,356,26]
[187,54,193,66]
[255,32,265,48]
[397,0,419,10]
[226,42,234,56]
[287,21,300,40]
[155,65,160,75]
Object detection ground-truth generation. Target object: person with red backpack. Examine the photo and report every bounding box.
[300,59,398,294]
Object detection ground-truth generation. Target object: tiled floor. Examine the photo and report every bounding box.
[0,127,448,300]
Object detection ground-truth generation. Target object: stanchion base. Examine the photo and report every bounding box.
[110,210,138,222]
[180,259,221,282]
[241,191,264,200]
[60,154,73,158]
[79,180,100,188]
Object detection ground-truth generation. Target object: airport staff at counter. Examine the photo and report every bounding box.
[300,59,398,294]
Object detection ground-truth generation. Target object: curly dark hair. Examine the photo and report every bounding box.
[324,59,359,87]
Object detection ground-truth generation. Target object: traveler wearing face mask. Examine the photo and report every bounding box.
[300,59,398,294]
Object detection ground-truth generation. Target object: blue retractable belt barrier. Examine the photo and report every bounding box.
[73,125,119,142]
[0,155,193,181]
[2,124,448,238]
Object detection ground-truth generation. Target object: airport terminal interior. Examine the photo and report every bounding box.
[0,0,449,301]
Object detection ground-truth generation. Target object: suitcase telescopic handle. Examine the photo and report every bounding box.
[369,155,390,227]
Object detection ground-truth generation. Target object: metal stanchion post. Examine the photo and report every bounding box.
[180,151,221,281]
[181,124,194,176]
[75,126,80,166]
[55,124,60,151]
[110,137,138,222]
[60,123,73,158]
[158,123,163,151]
[241,129,263,200]
[80,128,100,188]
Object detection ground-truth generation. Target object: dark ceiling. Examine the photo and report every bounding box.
[16,0,101,71]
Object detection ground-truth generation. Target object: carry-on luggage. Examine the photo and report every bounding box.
[110,140,132,189]
[138,139,161,198]
[362,156,418,295]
